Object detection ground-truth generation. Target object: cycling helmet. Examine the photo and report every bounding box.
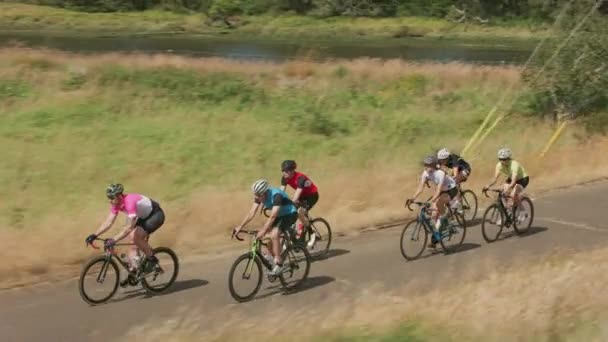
[281,160,297,172]
[437,148,450,160]
[423,155,438,166]
[497,147,512,160]
[252,179,270,195]
[106,183,124,199]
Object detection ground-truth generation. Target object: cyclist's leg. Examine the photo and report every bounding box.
[512,177,529,208]
[135,206,165,266]
[269,226,281,265]
[126,229,140,271]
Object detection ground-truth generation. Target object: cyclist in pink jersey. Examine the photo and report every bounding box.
[85,184,165,287]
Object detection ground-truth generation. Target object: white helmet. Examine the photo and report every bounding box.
[251,179,270,195]
[497,147,512,160]
[437,148,450,160]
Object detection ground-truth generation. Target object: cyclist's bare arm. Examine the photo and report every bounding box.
[235,202,261,232]
[410,178,426,201]
[292,188,304,203]
[94,212,118,236]
[485,169,501,189]
[452,166,459,178]
[257,205,280,240]
[112,216,137,242]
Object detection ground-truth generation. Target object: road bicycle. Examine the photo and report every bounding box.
[400,200,467,260]
[228,227,311,302]
[481,188,535,242]
[79,238,179,305]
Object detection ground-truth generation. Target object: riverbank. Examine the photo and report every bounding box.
[0,3,549,42]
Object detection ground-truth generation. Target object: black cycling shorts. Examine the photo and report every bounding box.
[506,176,530,189]
[299,193,319,210]
[136,200,165,234]
[272,212,298,232]
[441,187,459,200]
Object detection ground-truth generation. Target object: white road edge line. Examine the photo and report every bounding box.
[537,217,607,233]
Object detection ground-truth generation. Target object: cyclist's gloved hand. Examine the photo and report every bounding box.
[85,234,97,245]
[104,238,116,249]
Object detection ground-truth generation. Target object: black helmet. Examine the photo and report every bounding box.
[281,160,297,172]
[106,183,124,199]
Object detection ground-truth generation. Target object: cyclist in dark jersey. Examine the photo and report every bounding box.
[437,148,472,210]
[280,160,319,247]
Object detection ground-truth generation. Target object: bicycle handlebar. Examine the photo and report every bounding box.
[232,229,259,241]
[482,188,503,198]
[406,201,431,212]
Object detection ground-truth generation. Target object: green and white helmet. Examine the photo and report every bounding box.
[106,183,124,199]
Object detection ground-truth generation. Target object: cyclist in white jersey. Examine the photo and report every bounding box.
[406,155,458,248]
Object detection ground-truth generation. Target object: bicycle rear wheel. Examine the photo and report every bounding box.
[513,197,535,234]
[279,244,311,290]
[307,217,332,257]
[400,219,428,261]
[141,247,180,293]
[440,211,467,253]
[78,256,120,305]
[481,204,505,243]
[460,189,478,222]
[228,252,263,302]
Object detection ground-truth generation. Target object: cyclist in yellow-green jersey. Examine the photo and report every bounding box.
[483,147,530,209]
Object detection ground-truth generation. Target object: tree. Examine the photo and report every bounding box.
[522,0,608,124]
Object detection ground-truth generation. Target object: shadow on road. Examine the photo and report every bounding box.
[311,248,350,262]
[115,278,209,302]
[256,276,336,300]
[411,242,482,261]
[466,218,484,228]
[496,226,548,241]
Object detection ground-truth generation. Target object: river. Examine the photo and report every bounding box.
[0,31,534,64]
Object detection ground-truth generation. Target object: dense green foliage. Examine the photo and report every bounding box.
[521,0,608,131]
[8,0,602,20]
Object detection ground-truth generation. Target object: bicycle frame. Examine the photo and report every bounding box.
[88,239,145,282]
[487,189,513,222]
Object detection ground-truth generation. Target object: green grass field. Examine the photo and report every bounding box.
[1,48,605,288]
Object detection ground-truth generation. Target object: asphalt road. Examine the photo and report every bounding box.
[2,182,607,342]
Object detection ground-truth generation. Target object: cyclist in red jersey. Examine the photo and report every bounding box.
[280,160,319,247]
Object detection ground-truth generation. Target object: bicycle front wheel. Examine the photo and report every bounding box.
[400,219,428,261]
[279,244,311,290]
[141,247,180,293]
[228,252,263,302]
[440,211,467,253]
[78,256,120,305]
[307,217,332,257]
[482,204,505,243]
[460,189,478,222]
[513,197,535,234]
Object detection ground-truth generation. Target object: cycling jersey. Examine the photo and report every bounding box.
[281,172,318,196]
[255,187,297,218]
[445,154,471,172]
[421,169,456,191]
[110,193,155,219]
[496,160,528,180]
